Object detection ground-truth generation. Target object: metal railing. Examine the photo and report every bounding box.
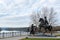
[0,31,29,39]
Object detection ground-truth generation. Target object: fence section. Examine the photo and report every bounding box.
[0,31,29,39]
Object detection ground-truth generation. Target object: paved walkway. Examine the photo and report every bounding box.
[0,36,27,40]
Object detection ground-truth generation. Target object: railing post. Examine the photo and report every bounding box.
[10,32,11,37]
[2,32,4,38]
[20,31,21,36]
[0,33,1,38]
[12,32,14,37]
[5,32,7,38]
[14,32,16,36]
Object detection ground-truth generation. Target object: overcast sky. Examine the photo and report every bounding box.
[0,0,60,28]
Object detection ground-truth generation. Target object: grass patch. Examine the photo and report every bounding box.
[56,35,60,36]
[55,34,60,36]
[21,38,60,40]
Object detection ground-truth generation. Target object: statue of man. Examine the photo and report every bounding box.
[44,16,53,33]
[30,24,35,35]
[44,16,49,25]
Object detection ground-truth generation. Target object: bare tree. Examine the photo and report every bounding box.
[48,8,57,26]
[30,7,57,27]
[42,7,49,18]
[42,8,57,26]
[30,11,41,27]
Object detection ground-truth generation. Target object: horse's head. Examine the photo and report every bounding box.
[39,18,44,22]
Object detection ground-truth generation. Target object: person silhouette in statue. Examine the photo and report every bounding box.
[44,16,52,32]
[30,24,35,36]
[44,16,53,34]
[44,16,49,25]
[44,16,50,28]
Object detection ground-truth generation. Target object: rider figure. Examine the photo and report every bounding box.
[44,16,49,27]
[30,24,35,35]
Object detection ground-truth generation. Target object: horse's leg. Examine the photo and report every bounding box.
[49,29,52,36]
[48,26,52,35]
[51,31,52,35]
[49,26,53,36]
[50,29,53,36]
[39,26,41,32]
[42,27,46,35]
[45,27,47,32]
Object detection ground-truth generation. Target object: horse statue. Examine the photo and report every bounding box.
[39,18,45,32]
[28,16,53,36]
[39,16,53,35]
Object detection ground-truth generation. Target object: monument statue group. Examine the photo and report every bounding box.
[29,16,53,36]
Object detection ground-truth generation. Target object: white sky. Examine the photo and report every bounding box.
[0,0,60,28]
